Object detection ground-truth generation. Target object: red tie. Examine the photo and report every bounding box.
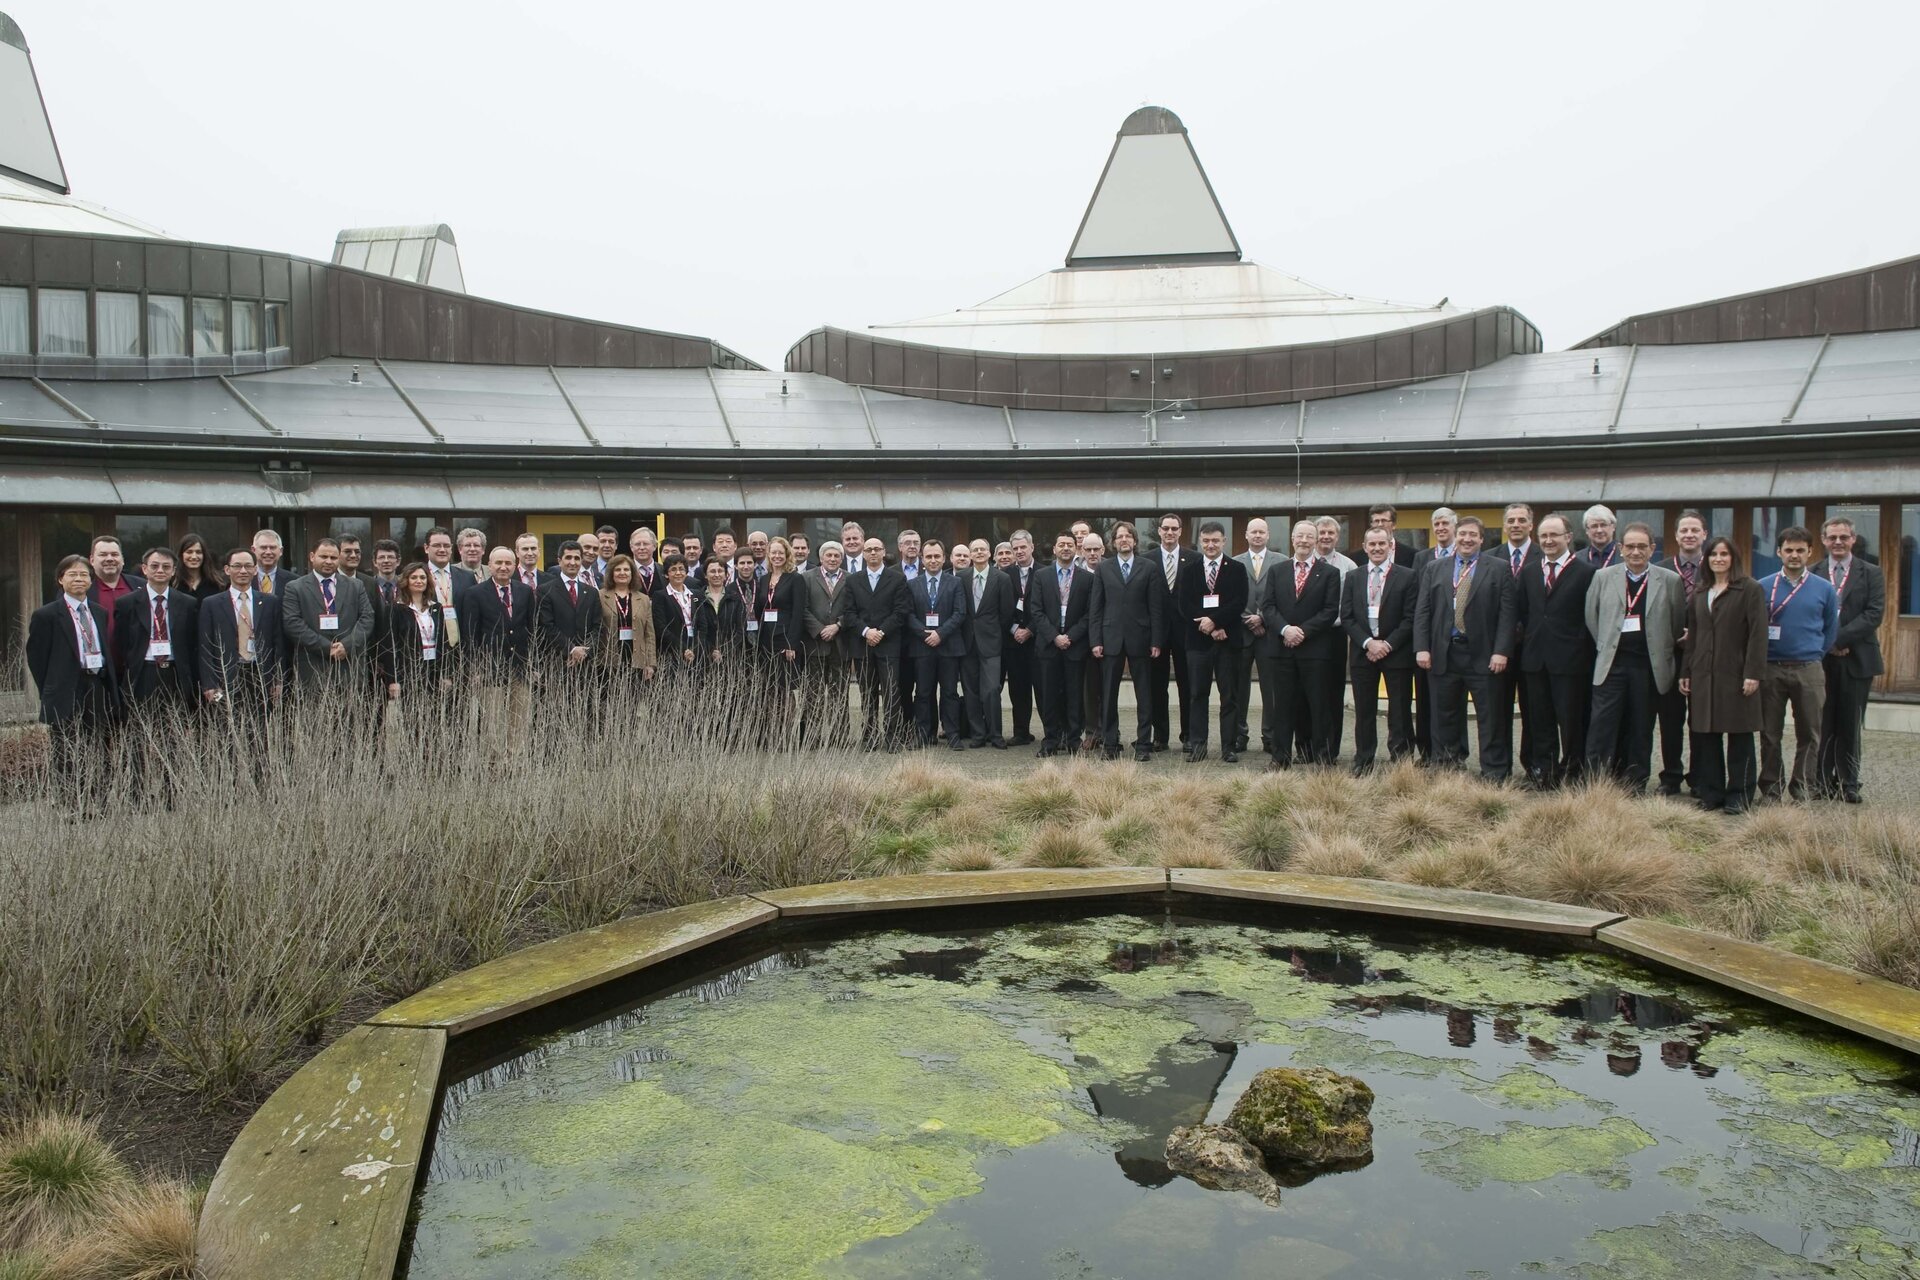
[499,583,512,617]
[1546,561,1560,592]
[153,594,169,643]
[567,580,578,607]
[1294,561,1308,594]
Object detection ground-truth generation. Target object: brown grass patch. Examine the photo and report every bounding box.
[0,1114,130,1250]
[45,1179,202,1279]
[1518,827,1695,917]
[1392,843,1521,896]
[934,843,1001,873]
[1021,823,1107,869]
[1289,825,1384,880]
[1369,796,1475,855]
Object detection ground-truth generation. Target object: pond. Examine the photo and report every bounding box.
[404,911,1920,1278]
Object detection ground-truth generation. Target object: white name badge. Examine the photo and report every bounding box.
[1768,625,1782,641]
[1013,599,1025,612]
[1367,606,1380,621]
[320,615,340,632]
[685,625,695,639]
[243,639,256,660]
[618,627,634,641]
[1202,593,1221,610]
[1620,616,1642,633]
[422,643,437,661]
[83,652,104,671]
[147,640,173,660]
[444,604,457,620]
[762,609,779,623]
[925,613,940,628]
[746,619,760,633]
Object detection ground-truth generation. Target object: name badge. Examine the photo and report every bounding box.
[147,640,173,660]
[243,638,256,660]
[1768,624,1782,641]
[444,604,457,620]
[1014,599,1025,612]
[762,609,779,623]
[1620,616,1642,633]
[924,613,940,629]
[618,627,634,641]
[320,615,340,632]
[1366,606,1380,621]
[685,625,695,639]
[83,652,104,671]
[422,642,437,661]
[746,619,760,633]
[1202,593,1221,609]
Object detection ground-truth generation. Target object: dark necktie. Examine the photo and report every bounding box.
[498,583,512,617]
[153,594,169,643]
[321,577,336,612]
[1294,560,1308,594]
[567,579,578,607]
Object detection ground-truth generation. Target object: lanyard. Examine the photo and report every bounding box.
[1830,560,1850,596]
[1623,574,1648,616]
[1545,557,1564,591]
[1368,563,1389,607]
[1593,543,1618,568]
[1453,556,1477,589]
[1767,572,1810,621]
[413,604,435,645]
[671,589,693,627]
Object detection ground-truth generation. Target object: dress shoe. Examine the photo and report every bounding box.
[1264,760,1288,773]
[966,738,988,749]
[1350,760,1374,777]
[988,738,1008,750]
[1133,748,1152,763]
[949,740,967,751]
[1010,733,1036,747]
[1220,750,1240,764]
[1723,795,1748,816]
[1843,791,1863,805]
[1657,784,1681,798]
[1036,745,1057,758]
[1152,741,1168,753]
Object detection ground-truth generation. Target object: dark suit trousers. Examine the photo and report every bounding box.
[1490,663,1532,780]
[895,648,917,736]
[1351,662,1413,765]
[1655,682,1688,790]
[1818,658,1870,795]
[1524,669,1588,783]
[859,653,901,746]
[1432,642,1508,778]
[1035,646,1084,749]
[1229,645,1274,751]
[47,675,114,781]
[1585,651,1655,788]
[1102,652,1154,750]
[1004,638,1034,738]
[1264,652,1332,764]
[1152,634,1191,746]
[1413,667,1434,761]
[1184,637,1239,748]
[962,650,1002,744]
[1691,732,1755,807]
[913,650,963,744]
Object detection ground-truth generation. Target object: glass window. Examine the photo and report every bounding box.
[741,516,789,541]
[95,292,141,357]
[185,515,247,565]
[1614,508,1665,561]
[1684,506,1737,541]
[385,516,441,559]
[364,239,397,276]
[336,240,370,270]
[116,512,170,564]
[231,300,261,353]
[146,295,186,357]
[0,286,27,353]
[36,288,88,355]
[389,238,425,282]
[192,298,226,356]
[1901,505,1919,618]
[39,511,94,597]
[1751,505,1806,578]
[264,300,288,350]
[426,245,465,293]
[1823,504,1881,566]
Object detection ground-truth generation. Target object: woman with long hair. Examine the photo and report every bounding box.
[386,561,451,702]
[176,533,226,600]
[654,555,698,679]
[597,554,657,687]
[695,556,751,670]
[1679,536,1767,814]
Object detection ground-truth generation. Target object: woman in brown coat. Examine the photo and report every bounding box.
[597,555,658,691]
[1679,537,1767,814]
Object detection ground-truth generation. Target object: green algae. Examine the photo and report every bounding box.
[1469,1066,1607,1113]
[1555,1212,1862,1278]
[1419,1117,1656,1188]
[1723,1116,1894,1172]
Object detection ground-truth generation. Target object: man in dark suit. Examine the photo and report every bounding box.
[1176,521,1249,763]
[905,541,971,749]
[534,540,600,698]
[1354,503,1417,569]
[1344,527,1418,773]
[1230,518,1280,756]
[1516,514,1597,787]
[845,536,911,749]
[1489,503,1544,778]
[1815,516,1885,804]
[1029,530,1097,757]
[803,541,856,746]
[198,546,282,755]
[463,546,536,751]
[1583,524,1686,792]
[960,539,1016,749]
[1088,521,1165,761]
[113,546,199,716]
[424,527,475,654]
[1653,510,1708,795]
[1003,530,1039,745]
[1409,506,1459,763]
[1148,513,1200,752]
[27,554,120,783]
[1413,516,1518,779]
[892,529,924,741]
[280,538,376,694]
[1258,520,1342,769]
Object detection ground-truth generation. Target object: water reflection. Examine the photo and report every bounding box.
[1085,1041,1238,1188]
[881,946,987,982]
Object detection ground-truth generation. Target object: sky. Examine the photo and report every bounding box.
[19,0,1920,369]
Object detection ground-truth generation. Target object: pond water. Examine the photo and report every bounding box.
[404,912,1920,1279]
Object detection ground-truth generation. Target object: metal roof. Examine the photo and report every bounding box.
[0,330,1913,459]
[0,172,167,238]
[1065,107,1239,267]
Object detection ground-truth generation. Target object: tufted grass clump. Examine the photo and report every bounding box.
[1227,783,1301,871]
[1002,770,1078,825]
[0,1250,52,1279]
[1021,822,1106,869]
[1290,826,1383,880]
[1393,842,1520,896]
[1097,807,1161,862]
[45,1179,203,1279]
[856,828,942,877]
[1370,795,1474,855]
[0,1115,130,1250]
[1518,826,1695,918]
[933,843,1001,873]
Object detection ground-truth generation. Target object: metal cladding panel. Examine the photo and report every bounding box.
[0,464,119,505]
[91,238,142,289]
[381,362,583,446]
[1868,261,1920,331]
[739,479,885,508]
[229,253,262,297]
[40,377,269,437]
[1016,356,1062,410]
[236,363,432,442]
[1019,481,1157,508]
[1598,464,1781,503]
[306,475,454,508]
[558,367,730,448]
[1454,351,1617,441]
[600,477,747,508]
[1011,409,1137,450]
[32,233,89,284]
[1793,330,1920,424]
[1155,402,1292,448]
[715,371,875,451]
[110,470,273,508]
[382,288,428,361]
[1613,339,1821,432]
[447,477,603,509]
[862,389,1007,450]
[1303,376,1460,444]
[513,312,552,365]
[879,479,1020,510]
[145,241,189,293]
[1198,353,1247,408]
[872,340,904,394]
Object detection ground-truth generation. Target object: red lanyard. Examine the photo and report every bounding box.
[672,590,693,627]
[1830,561,1850,596]
[1767,571,1810,621]
[616,593,632,624]
[1623,575,1648,616]
[413,605,435,645]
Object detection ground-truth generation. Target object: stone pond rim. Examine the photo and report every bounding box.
[195,867,1920,1280]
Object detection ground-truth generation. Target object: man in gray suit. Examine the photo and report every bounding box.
[802,541,856,746]
[1582,522,1685,791]
[1230,517,1280,756]
[280,537,376,693]
[960,539,1015,748]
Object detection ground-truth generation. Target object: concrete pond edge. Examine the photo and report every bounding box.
[197,867,1920,1279]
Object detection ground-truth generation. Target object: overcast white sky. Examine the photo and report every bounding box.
[20,1,1920,368]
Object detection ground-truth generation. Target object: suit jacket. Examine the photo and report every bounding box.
[1006,561,1038,647]
[906,571,971,656]
[1257,557,1342,663]
[26,596,120,724]
[1412,554,1518,675]
[1412,545,1455,578]
[280,573,376,687]
[803,568,856,662]
[654,588,699,661]
[197,589,283,694]
[534,574,601,662]
[1088,555,1164,658]
[1030,561,1096,656]
[1814,557,1886,678]
[1148,545,1201,644]
[1175,555,1249,649]
[1585,564,1686,691]
[1341,559,1417,669]
[1516,555,1597,676]
[460,577,534,681]
[961,566,1017,659]
[1683,578,1769,734]
[1232,549,1284,653]
[386,599,449,687]
[112,586,200,706]
[844,565,911,660]
[595,590,657,671]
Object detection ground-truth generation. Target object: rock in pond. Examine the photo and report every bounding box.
[1164,1124,1282,1206]
[1226,1066,1374,1166]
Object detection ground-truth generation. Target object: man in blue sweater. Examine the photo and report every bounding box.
[1756,526,1840,802]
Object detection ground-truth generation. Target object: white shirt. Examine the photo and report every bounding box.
[66,596,99,660]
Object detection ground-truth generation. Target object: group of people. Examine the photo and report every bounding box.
[25,505,1884,812]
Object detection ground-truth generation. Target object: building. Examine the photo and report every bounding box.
[1,16,1916,696]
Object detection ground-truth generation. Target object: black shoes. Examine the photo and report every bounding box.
[1184,745,1209,763]
[949,739,967,751]
[1036,745,1056,758]
[1350,760,1374,777]
[1133,748,1152,763]
[1010,733,1036,747]
[1221,750,1240,764]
